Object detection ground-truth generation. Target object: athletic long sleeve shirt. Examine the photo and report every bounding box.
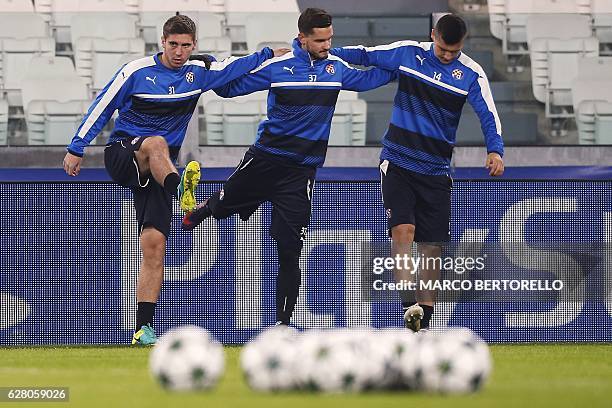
[66,48,274,159]
[331,41,504,175]
[214,38,396,167]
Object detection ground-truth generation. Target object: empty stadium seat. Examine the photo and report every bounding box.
[244,13,297,52]
[21,55,90,145]
[527,14,598,117]
[488,0,505,40]
[225,0,298,45]
[0,0,34,12]
[592,0,612,53]
[492,0,591,55]
[0,13,55,106]
[572,57,612,144]
[204,95,268,145]
[70,13,144,92]
[329,98,367,146]
[35,0,138,45]
[0,97,7,145]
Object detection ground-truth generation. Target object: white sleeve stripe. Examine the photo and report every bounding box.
[250,52,295,74]
[326,55,353,69]
[458,53,502,135]
[207,55,251,71]
[77,56,155,139]
[344,40,431,52]
[399,65,468,96]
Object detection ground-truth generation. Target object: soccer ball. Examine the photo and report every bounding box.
[241,326,299,392]
[149,325,225,391]
[294,330,369,393]
[378,328,421,390]
[417,328,492,394]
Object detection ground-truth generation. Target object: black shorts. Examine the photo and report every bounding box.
[379,159,452,243]
[207,149,316,251]
[104,136,173,238]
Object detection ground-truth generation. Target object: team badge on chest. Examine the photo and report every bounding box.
[325,64,335,75]
[452,69,463,80]
[185,72,195,83]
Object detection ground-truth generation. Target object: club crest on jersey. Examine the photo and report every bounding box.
[185,72,195,83]
[325,64,335,75]
[452,69,463,80]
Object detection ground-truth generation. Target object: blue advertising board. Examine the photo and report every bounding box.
[0,168,610,344]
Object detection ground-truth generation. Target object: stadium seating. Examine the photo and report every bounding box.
[0,0,34,12]
[592,0,612,54]
[70,13,144,92]
[244,13,298,52]
[572,57,612,144]
[329,91,366,146]
[224,0,299,46]
[489,0,591,55]
[204,92,268,145]
[0,12,55,107]
[35,0,138,45]
[0,97,7,145]
[526,14,598,117]
[21,56,90,145]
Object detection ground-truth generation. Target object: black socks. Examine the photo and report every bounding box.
[421,304,433,329]
[163,172,181,199]
[136,302,156,330]
[276,245,301,325]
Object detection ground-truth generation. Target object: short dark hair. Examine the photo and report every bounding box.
[163,14,197,41]
[298,8,332,35]
[435,14,467,45]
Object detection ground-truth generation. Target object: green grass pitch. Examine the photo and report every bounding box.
[0,344,610,407]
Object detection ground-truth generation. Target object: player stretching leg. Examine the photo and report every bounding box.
[332,15,504,331]
[63,15,286,344]
[182,8,395,327]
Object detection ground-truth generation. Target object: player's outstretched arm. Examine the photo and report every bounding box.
[202,47,289,91]
[341,65,397,92]
[330,41,408,71]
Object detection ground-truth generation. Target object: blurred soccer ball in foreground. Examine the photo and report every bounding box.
[241,326,491,394]
[149,325,225,391]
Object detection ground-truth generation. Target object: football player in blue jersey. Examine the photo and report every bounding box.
[62,14,288,345]
[182,8,396,327]
[331,14,505,332]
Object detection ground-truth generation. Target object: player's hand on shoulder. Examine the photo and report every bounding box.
[63,152,82,177]
[272,48,291,57]
[188,54,215,69]
[485,152,504,177]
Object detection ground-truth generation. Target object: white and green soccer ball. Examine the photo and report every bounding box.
[149,325,225,391]
[241,326,299,392]
[417,328,492,394]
